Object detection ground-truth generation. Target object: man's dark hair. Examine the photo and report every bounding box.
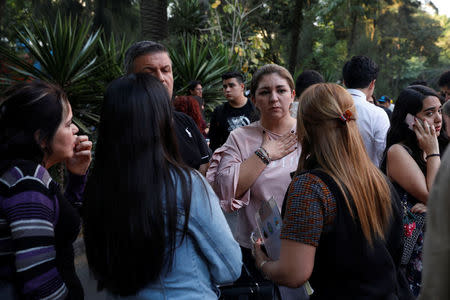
[188,80,201,92]
[124,41,168,75]
[438,70,450,87]
[295,70,325,97]
[409,80,428,86]
[222,71,244,84]
[342,55,379,89]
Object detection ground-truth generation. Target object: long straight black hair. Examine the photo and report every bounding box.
[83,73,192,296]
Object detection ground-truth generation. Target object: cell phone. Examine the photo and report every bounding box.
[404,113,415,131]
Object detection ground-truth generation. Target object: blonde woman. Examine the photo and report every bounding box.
[207,64,300,285]
[253,83,411,299]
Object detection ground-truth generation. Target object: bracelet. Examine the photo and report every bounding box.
[255,150,269,165]
[425,153,440,160]
[259,260,268,269]
[255,148,271,165]
[259,146,270,160]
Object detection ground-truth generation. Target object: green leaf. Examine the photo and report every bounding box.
[169,36,240,115]
[0,12,105,133]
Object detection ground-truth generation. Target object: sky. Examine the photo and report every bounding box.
[428,0,450,17]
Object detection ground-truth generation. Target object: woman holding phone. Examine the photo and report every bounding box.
[382,85,443,296]
[0,81,92,299]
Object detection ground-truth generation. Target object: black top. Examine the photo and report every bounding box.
[300,170,408,300]
[173,111,211,169]
[208,100,259,152]
[192,95,206,121]
[54,187,84,300]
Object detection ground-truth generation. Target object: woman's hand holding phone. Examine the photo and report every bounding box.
[412,116,439,157]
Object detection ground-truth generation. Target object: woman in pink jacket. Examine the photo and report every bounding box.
[207,64,300,284]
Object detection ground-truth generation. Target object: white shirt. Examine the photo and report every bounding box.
[348,89,390,167]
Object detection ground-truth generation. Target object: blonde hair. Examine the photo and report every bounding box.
[250,64,294,96]
[297,83,392,245]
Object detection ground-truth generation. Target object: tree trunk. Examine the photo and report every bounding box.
[347,12,358,56]
[140,0,168,41]
[288,0,304,74]
[94,0,109,35]
[0,0,5,22]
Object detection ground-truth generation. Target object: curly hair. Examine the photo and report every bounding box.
[173,95,206,135]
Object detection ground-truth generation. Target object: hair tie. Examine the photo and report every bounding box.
[339,109,353,124]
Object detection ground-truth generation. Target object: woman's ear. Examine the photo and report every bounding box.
[34,130,47,150]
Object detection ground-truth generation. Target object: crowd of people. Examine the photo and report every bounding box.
[0,39,449,300]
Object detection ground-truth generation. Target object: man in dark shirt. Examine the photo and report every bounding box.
[124,41,211,174]
[208,71,259,152]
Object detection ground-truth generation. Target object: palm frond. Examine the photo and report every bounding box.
[169,36,240,114]
[0,12,102,134]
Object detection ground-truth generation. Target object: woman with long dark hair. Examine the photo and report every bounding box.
[253,83,409,299]
[0,81,92,299]
[382,85,443,296]
[83,73,241,299]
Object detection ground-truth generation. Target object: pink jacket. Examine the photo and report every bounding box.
[207,121,301,248]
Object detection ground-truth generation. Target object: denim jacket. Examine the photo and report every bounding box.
[108,171,242,300]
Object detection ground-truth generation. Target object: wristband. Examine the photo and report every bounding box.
[259,146,270,160]
[425,153,440,160]
[259,260,268,269]
[255,148,271,165]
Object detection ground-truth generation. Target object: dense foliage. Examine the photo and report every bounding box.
[1,0,449,112]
